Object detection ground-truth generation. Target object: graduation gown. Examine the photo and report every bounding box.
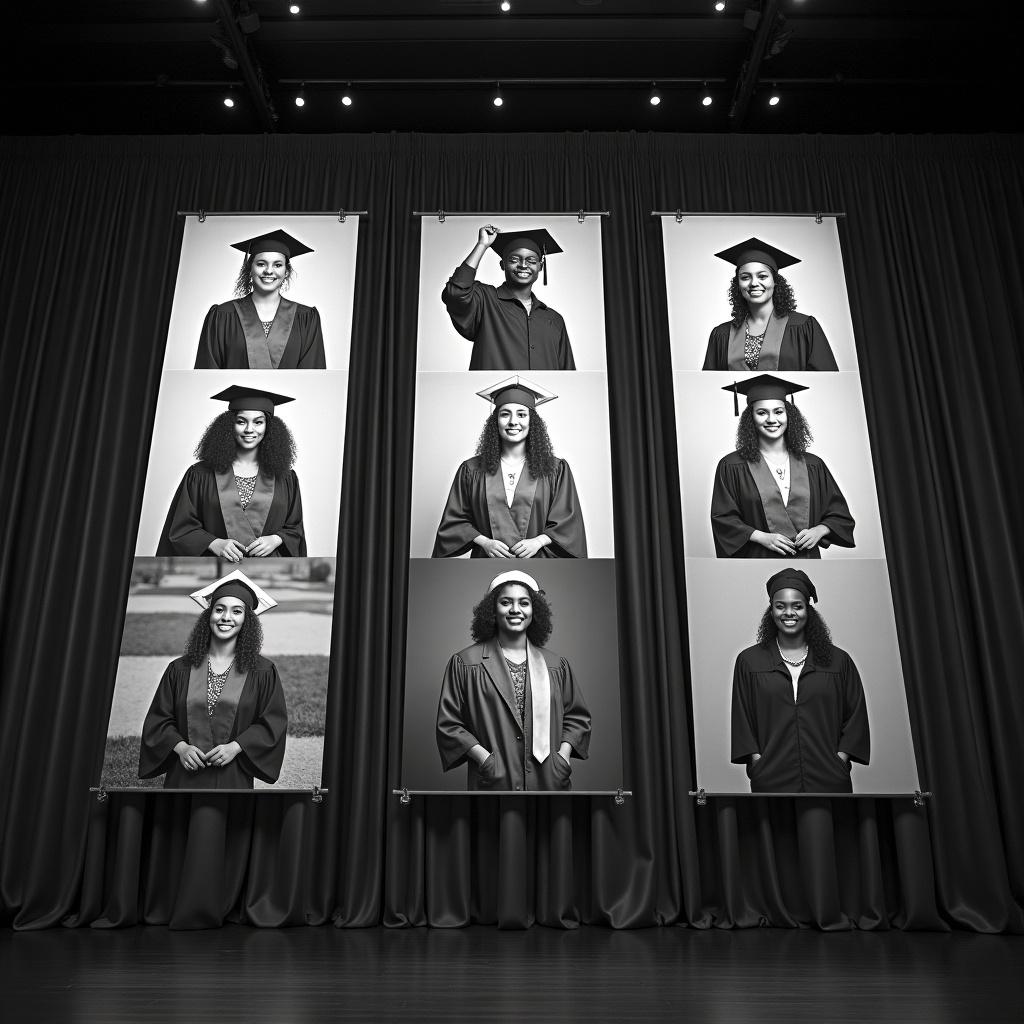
[436,639,591,791]
[703,312,838,371]
[195,296,326,369]
[431,457,587,558]
[441,263,575,370]
[139,655,288,789]
[710,451,855,559]
[730,643,870,793]
[156,463,306,557]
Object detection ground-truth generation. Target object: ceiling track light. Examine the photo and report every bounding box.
[295,85,306,108]
[341,84,354,107]
[289,4,301,13]
[499,0,511,11]
[701,83,713,107]
[714,1,726,10]
[649,83,662,106]
[223,94,235,109]
[492,83,504,107]
[768,84,780,107]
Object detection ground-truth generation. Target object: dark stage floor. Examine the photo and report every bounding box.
[2,924,1022,1023]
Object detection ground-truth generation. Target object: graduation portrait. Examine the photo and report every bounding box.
[662,215,859,373]
[417,213,608,372]
[683,557,920,796]
[100,557,336,791]
[401,559,624,794]
[409,371,614,559]
[673,370,885,561]
[135,370,348,558]
[161,214,359,371]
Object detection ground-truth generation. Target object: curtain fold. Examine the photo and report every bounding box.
[0,132,1020,932]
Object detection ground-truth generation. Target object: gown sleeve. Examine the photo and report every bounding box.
[156,466,219,557]
[730,652,760,763]
[710,456,758,556]
[556,321,576,371]
[836,652,870,765]
[296,306,327,369]
[702,323,731,370]
[195,304,228,369]
[807,456,856,549]
[441,263,484,342]
[436,653,482,771]
[556,657,592,759]
[273,471,307,556]
[793,315,839,372]
[542,461,587,557]
[432,462,483,558]
[233,662,289,783]
[138,661,188,778]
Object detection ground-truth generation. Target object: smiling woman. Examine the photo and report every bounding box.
[435,570,591,792]
[194,229,326,369]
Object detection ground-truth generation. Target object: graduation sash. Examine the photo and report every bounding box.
[726,314,789,371]
[233,296,297,369]
[484,465,540,545]
[215,468,276,544]
[746,455,810,537]
[185,661,247,750]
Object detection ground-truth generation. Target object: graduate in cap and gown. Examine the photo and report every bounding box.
[157,385,306,559]
[139,570,288,789]
[431,375,587,559]
[730,568,870,793]
[195,229,326,369]
[441,224,576,370]
[703,237,838,372]
[435,570,591,791]
[710,375,855,558]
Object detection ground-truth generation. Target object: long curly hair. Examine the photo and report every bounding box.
[233,254,295,299]
[728,270,797,322]
[470,584,553,647]
[194,412,297,475]
[475,409,558,478]
[736,400,813,462]
[757,604,833,665]
[183,605,264,673]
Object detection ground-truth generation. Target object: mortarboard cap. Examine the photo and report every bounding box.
[230,229,314,261]
[766,567,818,604]
[722,373,808,416]
[477,374,557,411]
[210,385,295,416]
[487,570,540,595]
[490,228,563,285]
[714,237,800,273]
[190,569,278,616]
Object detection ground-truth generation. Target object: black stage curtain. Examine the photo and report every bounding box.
[0,133,1021,932]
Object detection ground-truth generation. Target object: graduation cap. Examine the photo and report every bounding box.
[190,569,278,616]
[489,228,563,285]
[714,237,800,274]
[230,229,314,261]
[210,385,295,416]
[722,373,808,416]
[476,374,557,411]
[487,570,540,595]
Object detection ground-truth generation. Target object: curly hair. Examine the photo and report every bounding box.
[727,270,797,322]
[183,604,264,673]
[233,254,295,299]
[470,584,553,647]
[735,400,813,462]
[757,604,833,665]
[475,408,558,478]
[194,412,297,475]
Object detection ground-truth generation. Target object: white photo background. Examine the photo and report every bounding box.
[101,557,335,791]
[417,213,608,372]
[135,370,348,556]
[684,557,921,795]
[401,558,624,793]
[662,215,859,372]
[163,214,359,371]
[673,370,886,560]
[410,371,615,558]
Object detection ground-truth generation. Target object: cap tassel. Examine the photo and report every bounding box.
[542,245,548,286]
[732,382,739,417]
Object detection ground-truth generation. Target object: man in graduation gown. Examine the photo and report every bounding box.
[139,655,288,789]
[157,463,306,557]
[441,224,575,371]
[731,643,870,794]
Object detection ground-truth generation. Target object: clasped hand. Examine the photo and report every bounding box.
[208,535,283,561]
[174,740,241,771]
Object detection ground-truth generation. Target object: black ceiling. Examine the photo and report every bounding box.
[6,1,1016,135]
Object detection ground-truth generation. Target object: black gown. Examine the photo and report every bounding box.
[432,457,587,558]
[730,642,870,793]
[139,655,288,789]
[156,463,306,557]
[703,311,838,371]
[710,451,855,558]
[195,296,326,369]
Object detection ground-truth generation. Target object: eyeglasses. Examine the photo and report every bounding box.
[505,255,540,268]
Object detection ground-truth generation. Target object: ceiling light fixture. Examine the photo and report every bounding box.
[714,1,726,10]
[295,86,306,108]
[289,4,301,13]
[768,86,780,107]
[492,84,504,107]
[499,1,511,11]
[223,95,235,108]
[701,84,713,107]
[649,83,662,106]
[341,86,354,107]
